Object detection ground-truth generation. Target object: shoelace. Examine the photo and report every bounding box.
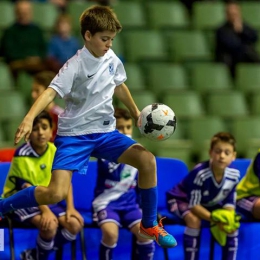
[153,217,168,237]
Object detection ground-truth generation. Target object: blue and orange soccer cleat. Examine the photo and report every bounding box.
[139,217,177,248]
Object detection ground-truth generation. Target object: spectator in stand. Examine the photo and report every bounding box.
[215,0,260,78]
[46,14,80,73]
[31,71,64,142]
[11,0,67,13]
[0,0,46,81]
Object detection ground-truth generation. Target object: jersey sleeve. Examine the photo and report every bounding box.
[253,152,260,180]
[114,59,127,86]
[49,57,78,98]
[184,170,203,208]
[222,185,236,209]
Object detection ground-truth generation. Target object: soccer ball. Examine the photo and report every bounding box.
[138,103,177,141]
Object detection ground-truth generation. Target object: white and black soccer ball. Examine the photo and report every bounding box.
[138,103,177,141]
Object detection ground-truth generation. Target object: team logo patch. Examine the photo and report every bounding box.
[40,164,46,170]
[109,63,114,75]
[98,210,107,221]
[223,189,230,196]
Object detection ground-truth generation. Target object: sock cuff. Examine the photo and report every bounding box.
[136,240,154,245]
[61,228,77,241]
[28,186,38,205]
[37,235,54,250]
[101,240,117,248]
[184,227,200,236]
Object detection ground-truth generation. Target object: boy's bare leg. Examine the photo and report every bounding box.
[0,170,72,215]
[35,170,72,204]
[118,144,177,248]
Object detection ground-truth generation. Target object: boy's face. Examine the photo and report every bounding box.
[209,141,236,171]
[31,81,46,102]
[30,119,52,149]
[84,30,116,57]
[116,118,133,136]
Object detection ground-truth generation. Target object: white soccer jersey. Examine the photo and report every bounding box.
[49,46,127,136]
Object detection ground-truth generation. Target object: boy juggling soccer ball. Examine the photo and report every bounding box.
[1,5,177,248]
[93,108,155,260]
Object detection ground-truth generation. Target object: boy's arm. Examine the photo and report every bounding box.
[190,205,211,221]
[114,83,140,122]
[65,184,75,210]
[65,184,84,226]
[15,87,57,144]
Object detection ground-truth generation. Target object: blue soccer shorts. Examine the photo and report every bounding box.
[52,130,137,174]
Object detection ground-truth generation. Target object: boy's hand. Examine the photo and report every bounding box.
[130,110,140,127]
[40,211,58,231]
[66,208,84,227]
[14,117,33,145]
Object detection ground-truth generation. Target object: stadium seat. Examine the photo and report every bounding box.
[113,2,146,29]
[111,34,124,61]
[249,93,260,115]
[235,63,260,94]
[0,2,15,30]
[192,1,225,30]
[162,91,205,119]
[240,2,260,30]
[124,63,146,91]
[144,63,189,97]
[187,116,228,154]
[0,91,26,120]
[231,117,260,156]
[146,2,189,30]
[206,91,248,118]
[0,62,14,91]
[16,72,34,106]
[191,62,233,94]
[2,117,24,143]
[122,30,167,63]
[229,159,251,180]
[67,2,95,33]
[131,91,157,110]
[32,2,59,32]
[0,148,15,162]
[168,30,212,62]
[156,140,193,168]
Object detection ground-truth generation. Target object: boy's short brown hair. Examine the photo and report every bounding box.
[114,108,131,121]
[80,5,122,39]
[210,132,236,151]
[34,71,56,89]
[33,111,53,129]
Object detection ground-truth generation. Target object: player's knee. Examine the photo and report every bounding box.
[66,217,83,235]
[141,151,156,171]
[135,149,155,170]
[103,230,118,245]
[185,213,201,228]
[46,188,67,203]
[40,220,58,235]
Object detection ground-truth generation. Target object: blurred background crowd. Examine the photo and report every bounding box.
[1,0,260,168]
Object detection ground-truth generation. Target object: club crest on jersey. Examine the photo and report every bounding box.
[109,63,114,75]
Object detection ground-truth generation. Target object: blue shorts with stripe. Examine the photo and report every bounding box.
[95,203,142,229]
[53,130,136,174]
[236,196,258,221]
